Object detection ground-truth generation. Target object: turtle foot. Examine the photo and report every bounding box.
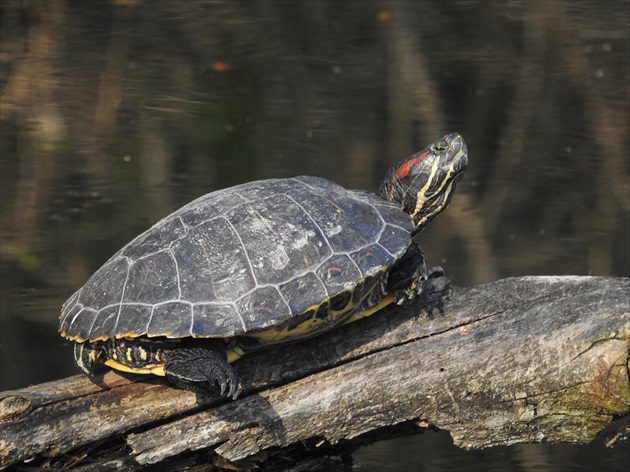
[396,278,425,305]
[165,347,241,399]
[395,266,447,305]
[427,265,445,279]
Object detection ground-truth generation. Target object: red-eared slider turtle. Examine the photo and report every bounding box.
[59,133,468,399]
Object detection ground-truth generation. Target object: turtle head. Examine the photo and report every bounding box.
[380,133,468,234]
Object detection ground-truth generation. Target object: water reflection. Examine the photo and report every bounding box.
[1,0,628,469]
[354,431,630,472]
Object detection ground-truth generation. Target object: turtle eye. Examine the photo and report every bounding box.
[433,142,447,153]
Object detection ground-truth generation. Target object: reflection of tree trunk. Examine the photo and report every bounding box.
[384,3,443,159]
[481,4,548,236]
[0,0,67,256]
[137,114,173,222]
[439,194,499,284]
[81,2,136,180]
[478,0,626,276]
[246,2,337,179]
[549,2,628,275]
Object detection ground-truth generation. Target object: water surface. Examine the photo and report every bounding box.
[1,1,628,470]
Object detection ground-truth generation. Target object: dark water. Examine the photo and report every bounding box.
[1,0,628,470]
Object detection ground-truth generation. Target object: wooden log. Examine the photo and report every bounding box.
[1,276,628,470]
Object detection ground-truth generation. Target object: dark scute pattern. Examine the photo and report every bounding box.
[278,272,327,314]
[123,251,180,304]
[59,290,81,334]
[226,193,331,286]
[88,305,120,339]
[61,176,415,340]
[233,178,307,201]
[173,218,254,303]
[378,224,415,255]
[286,190,378,253]
[280,309,317,332]
[329,290,352,311]
[315,299,331,320]
[236,285,291,332]
[370,200,412,227]
[294,175,344,192]
[78,257,129,310]
[351,279,366,305]
[177,191,241,227]
[316,253,362,294]
[192,304,243,336]
[350,244,393,273]
[70,307,97,340]
[121,217,188,259]
[114,304,153,337]
[148,302,192,338]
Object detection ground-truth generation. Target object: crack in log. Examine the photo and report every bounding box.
[574,337,630,361]
[2,276,628,470]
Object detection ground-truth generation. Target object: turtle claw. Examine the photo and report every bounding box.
[395,265,447,305]
[165,346,241,399]
[427,266,445,279]
[220,368,241,400]
[227,373,241,400]
[215,370,228,396]
[200,363,240,399]
[398,280,424,304]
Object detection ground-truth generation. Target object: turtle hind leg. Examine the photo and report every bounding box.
[73,342,103,376]
[164,346,241,399]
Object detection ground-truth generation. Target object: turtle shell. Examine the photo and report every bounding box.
[59,176,414,343]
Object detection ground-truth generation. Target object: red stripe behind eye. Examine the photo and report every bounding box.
[394,150,428,179]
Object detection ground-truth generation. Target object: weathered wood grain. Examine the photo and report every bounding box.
[1,276,628,470]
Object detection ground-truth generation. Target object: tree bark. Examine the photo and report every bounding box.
[1,276,628,470]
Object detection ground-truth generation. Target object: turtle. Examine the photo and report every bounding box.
[59,132,468,399]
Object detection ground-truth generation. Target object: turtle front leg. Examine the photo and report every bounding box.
[387,243,444,304]
[164,344,241,399]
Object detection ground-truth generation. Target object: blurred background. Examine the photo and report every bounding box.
[1,0,628,470]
